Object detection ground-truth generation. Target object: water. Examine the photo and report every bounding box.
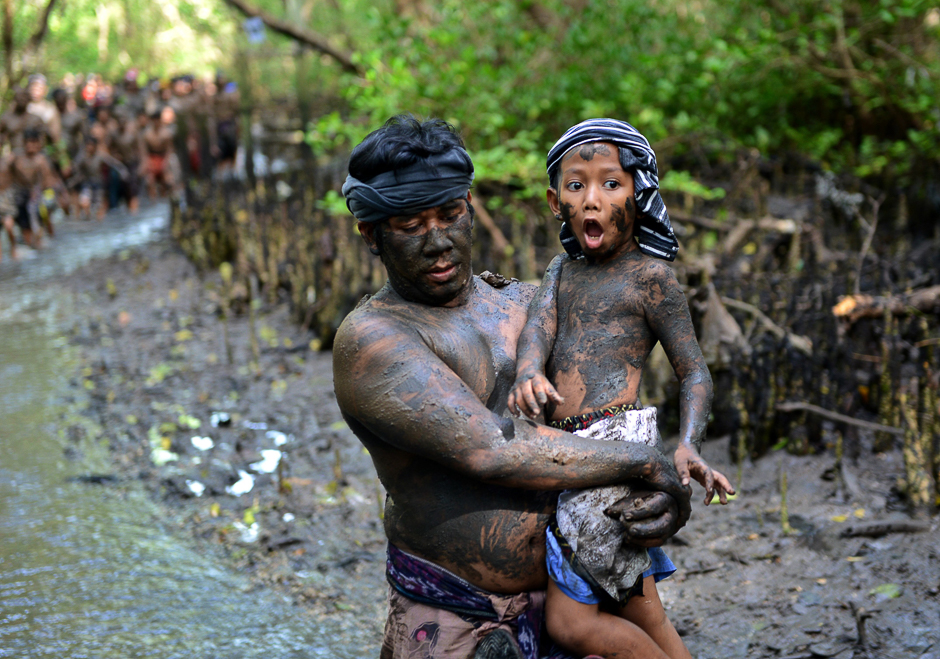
[0,206,361,658]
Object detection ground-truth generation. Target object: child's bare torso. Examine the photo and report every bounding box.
[548,249,665,421]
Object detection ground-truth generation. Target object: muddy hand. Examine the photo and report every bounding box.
[641,451,692,530]
[507,372,563,419]
[674,442,736,505]
[606,491,679,548]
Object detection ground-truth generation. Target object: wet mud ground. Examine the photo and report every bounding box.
[54,235,938,659]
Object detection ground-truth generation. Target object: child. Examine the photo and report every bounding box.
[68,137,127,220]
[507,119,734,659]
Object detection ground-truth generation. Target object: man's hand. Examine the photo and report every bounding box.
[674,442,735,506]
[605,491,680,547]
[507,372,564,419]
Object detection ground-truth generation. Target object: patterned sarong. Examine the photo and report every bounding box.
[384,543,579,659]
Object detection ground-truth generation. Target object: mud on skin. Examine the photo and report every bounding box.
[548,252,712,450]
[333,269,692,593]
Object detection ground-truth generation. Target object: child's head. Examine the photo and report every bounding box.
[84,136,98,154]
[546,118,679,262]
[23,129,42,154]
[547,140,638,262]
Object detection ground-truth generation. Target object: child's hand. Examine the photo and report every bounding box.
[507,372,564,419]
[673,442,735,506]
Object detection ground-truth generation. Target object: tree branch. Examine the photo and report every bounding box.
[776,401,904,436]
[221,0,361,75]
[2,0,13,88]
[27,0,57,51]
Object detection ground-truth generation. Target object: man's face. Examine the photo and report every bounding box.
[548,141,638,263]
[28,81,46,102]
[360,194,474,307]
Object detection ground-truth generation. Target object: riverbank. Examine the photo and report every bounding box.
[58,233,938,658]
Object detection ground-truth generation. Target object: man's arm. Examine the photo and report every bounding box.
[508,254,565,418]
[334,308,692,522]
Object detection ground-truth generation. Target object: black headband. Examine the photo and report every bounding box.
[342,148,474,224]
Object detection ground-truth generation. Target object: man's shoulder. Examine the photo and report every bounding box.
[476,272,537,306]
[334,290,417,349]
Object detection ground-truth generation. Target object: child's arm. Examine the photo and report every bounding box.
[508,254,566,419]
[645,261,735,505]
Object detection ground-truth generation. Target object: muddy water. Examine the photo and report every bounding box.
[0,206,358,658]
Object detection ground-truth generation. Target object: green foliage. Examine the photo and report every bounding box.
[2,0,234,96]
[660,171,727,201]
[16,0,940,193]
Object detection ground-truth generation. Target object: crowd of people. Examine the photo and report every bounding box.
[0,69,241,262]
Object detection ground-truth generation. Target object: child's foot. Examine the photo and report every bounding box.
[474,629,524,659]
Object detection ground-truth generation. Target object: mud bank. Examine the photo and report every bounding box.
[58,238,938,658]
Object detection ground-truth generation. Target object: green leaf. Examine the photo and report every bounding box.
[869,583,902,599]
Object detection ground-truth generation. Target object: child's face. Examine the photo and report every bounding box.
[548,141,638,262]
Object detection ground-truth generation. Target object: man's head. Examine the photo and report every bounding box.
[546,118,679,262]
[24,128,42,155]
[28,74,47,102]
[13,88,29,111]
[52,88,69,111]
[344,115,476,307]
[124,69,139,92]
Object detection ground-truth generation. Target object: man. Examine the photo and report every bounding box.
[53,88,87,170]
[1,128,65,246]
[209,71,240,180]
[140,109,180,200]
[334,115,691,659]
[27,73,61,144]
[0,88,46,152]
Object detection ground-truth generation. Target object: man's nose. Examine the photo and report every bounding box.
[423,223,453,254]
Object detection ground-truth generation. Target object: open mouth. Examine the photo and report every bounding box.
[583,220,604,249]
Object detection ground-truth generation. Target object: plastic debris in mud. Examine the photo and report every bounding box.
[250,449,282,474]
[265,430,292,446]
[191,436,214,451]
[226,469,255,496]
[150,447,179,466]
[232,520,259,543]
[186,480,206,497]
[210,412,232,428]
[243,420,267,430]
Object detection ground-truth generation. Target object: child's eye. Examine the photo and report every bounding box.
[566,181,583,191]
[603,180,620,189]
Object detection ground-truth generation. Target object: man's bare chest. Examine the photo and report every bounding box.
[11,157,42,186]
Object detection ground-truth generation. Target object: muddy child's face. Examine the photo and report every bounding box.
[548,141,638,263]
[360,194,474,307]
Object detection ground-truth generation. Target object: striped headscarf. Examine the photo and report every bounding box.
[546,118,678,261]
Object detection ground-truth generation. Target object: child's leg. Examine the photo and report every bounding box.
[619,576,691,659]
[546,580,670,659]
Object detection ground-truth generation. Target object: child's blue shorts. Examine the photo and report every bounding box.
[546,526,677,605]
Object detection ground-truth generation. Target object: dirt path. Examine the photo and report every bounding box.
[58,237,938,659]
